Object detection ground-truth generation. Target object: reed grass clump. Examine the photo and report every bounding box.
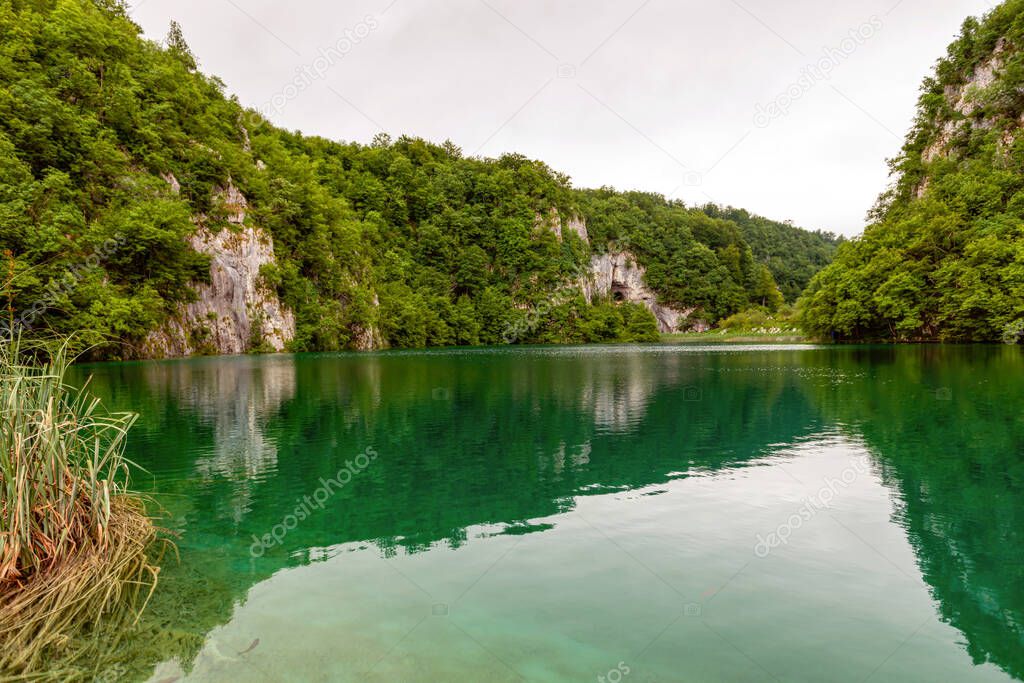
[0,340,162,681]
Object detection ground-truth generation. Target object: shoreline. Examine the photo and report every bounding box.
[71,338,1024,367]
[661,334,810,344]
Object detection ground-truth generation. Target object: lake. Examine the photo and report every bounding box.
[76,345,1024,682]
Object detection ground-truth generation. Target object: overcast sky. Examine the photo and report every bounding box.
[127,0,996,236]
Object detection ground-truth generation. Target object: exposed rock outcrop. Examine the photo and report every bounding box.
[352,326,383,351]
[536,208,589,243]
[951,37,1006,116]
[160,171,181,195]
[921,38,1008,165]
[142,182,296,358]
[561,215,590,243]
[217,180,248,225]
[536,209,708,333]
[580,251,708,334]
[352,294,384,351]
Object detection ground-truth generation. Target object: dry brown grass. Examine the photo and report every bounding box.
[0,340,164,681]
[0,499,164,681]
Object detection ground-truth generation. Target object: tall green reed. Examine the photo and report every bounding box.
[0,338,138,584]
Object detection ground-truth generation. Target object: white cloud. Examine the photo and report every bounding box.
[128,0,994,236]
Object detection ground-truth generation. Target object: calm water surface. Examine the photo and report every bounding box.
[77,345,1024,682]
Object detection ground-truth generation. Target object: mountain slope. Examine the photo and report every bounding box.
[700,205,841,303]
[0,0,835,358]
[801,0,1024,342]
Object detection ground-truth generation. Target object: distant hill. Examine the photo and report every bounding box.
[700,205,841,302]
[0,0,837,358]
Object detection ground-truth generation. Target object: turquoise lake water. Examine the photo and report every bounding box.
[76,345,1024,682]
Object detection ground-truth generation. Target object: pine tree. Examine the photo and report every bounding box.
[166,21,197,70]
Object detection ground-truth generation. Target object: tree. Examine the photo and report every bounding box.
[0,0,839,357]
[166,21,196,70]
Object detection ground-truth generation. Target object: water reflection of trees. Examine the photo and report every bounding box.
[79,347,1024,681]
[84,356,297,522]
[805,346,1024,681]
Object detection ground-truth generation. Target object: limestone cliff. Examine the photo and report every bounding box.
[535,208,590,243]
[580,251,707,333]
[921,38,1008,167]
[352,293,384,351]
[142,180,296,358]
[802,3,1024,343]
[537,209,707,333]
[913,32,1020,198]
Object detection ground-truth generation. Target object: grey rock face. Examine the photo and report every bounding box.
[161,172,181,195]
[922,38,1009,166]
[581,251,708,334]
[352,294,384,351]
[142,182,296,358]
[536,208,590,244]
[536,210,707,333]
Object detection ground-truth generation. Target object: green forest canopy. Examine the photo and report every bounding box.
[800,0,1024,342]
[0,0,838,357]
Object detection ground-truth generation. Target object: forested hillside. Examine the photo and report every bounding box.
[0,0,836,358]
[700,205,840,302]
[801,0,1024,342]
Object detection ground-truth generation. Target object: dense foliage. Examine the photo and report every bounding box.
[0,0,834,357]
[578,190,803,320]
[801,0,1024,342]
[716,305,800,336]
[700,205,840,302]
